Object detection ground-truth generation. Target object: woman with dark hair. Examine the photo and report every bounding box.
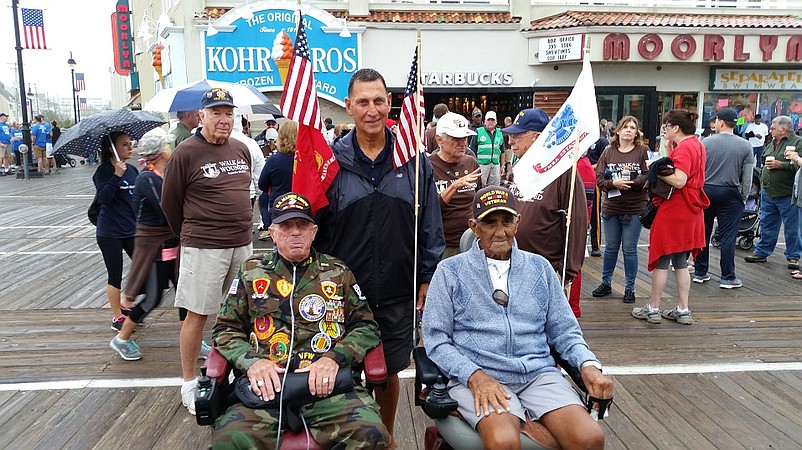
[593,116,650,303]
[93,131,138,331]
[632,109,709,325]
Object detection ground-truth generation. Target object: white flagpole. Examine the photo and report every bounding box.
[560,41,591,296]
[412,29,422,346]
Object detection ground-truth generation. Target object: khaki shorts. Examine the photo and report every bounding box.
[0,143,10,158]
[33,145,46,159]
[174,244,253,316]
[448,371,583,429]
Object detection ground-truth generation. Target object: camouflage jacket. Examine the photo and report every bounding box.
[214,248,380,373]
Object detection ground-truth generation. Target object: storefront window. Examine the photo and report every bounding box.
[597,94,619,126]
[701,92,757,130]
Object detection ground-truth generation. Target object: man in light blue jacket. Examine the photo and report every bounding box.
[423,185,612,449]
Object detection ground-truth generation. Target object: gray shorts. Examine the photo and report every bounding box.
[448,371,583,429]
[174,245,252,316]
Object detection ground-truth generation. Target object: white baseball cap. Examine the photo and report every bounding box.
[485,111,497,121]
[437,112,477,138]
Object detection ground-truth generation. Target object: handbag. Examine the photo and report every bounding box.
[233,367,354,410]
[639,201,659,229]
[87,195,100,226]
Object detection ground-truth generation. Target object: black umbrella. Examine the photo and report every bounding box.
[53,109,166,158]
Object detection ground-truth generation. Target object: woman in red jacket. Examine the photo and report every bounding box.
[632,109,709,325]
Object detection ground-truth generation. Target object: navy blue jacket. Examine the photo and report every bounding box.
[93,162,138,238]
[316,128,445,309]
[133,169,167,227]
[258,151,294,210]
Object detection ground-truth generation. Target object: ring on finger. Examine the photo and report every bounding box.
[257,380,265,387]
[322,377,329,384]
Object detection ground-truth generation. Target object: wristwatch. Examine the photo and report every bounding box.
[581,360,603,372]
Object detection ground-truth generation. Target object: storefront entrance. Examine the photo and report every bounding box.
[596,87,658,148]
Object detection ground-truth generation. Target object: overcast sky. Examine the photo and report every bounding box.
[0,0,116,103]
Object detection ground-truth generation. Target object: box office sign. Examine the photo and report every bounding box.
[538,34,584,63]
[712,68,802,91]
[204,6,359,106]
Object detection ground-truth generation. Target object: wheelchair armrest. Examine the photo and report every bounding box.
[205,348,231,385]
[413,346,444,387]
[364,342,387,387]
[550,346,587,393]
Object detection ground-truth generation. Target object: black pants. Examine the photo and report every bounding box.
[589,187,602,251]
[129,260,177,323]
[96,236,135,289]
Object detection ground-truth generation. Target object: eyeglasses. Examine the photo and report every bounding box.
[492,289,509,307]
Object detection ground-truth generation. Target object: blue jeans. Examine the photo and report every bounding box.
[753,146,764,168]
[601,213,642,290]
[754,190,801,260]
[695,185,744,281]
[258,192,271,228]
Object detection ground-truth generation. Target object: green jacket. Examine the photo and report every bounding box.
[214,248,380,372]
[760,133,802,198]
[474,127,504,165]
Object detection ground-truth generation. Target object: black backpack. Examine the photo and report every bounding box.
[87,195,100,225]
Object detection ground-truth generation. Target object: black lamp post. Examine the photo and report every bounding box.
[68,52,78,125]
[26,85,34,116]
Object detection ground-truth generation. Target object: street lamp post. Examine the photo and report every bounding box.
[26,85,34,117]
[67,52,78,125]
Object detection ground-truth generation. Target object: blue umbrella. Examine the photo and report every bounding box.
[143,80,279,115]
[52,109,166,158]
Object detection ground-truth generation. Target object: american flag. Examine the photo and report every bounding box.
[79,98,88,111]
[74,73,85,91]
[279,21,320,128]
[393,48,425,169]
[21,8,47,50]
[281,19,339,215]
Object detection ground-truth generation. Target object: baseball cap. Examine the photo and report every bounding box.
[264,114,278,124]
[265,128,278,141]
[485,111,497,121]
[472,108,482,118]
[502,108,550,134]
[437,112,477,139]
[200,88,236,109]
[137,134,172,161]
[272,192,315,224]
[714,108,738,123]
[0,113,8,118]
[473,186,518,221]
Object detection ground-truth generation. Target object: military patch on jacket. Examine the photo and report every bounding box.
[351,283,366,300]
[254,315,274,340]
[319,320,343,340]
[249,332,259,352]
[293,351,317,370]
[227,279,239,295]
[269,332,290,363]
[325,299,345,323]
[252,278,270,298]
[320,281,337,299]
[310,332,332,353]
[299,294,326,322]
[276,279,293,297]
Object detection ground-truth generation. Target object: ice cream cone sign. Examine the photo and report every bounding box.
[153,44,165,88]
[272,30,293,85]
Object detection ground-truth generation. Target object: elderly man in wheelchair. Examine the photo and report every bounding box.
[199,192,390,449]
[421,186,613,450]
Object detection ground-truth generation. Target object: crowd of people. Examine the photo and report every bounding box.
[79,67,802,449]
[0,113,65,175]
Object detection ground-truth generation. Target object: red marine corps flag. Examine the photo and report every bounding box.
[280,18,339,215]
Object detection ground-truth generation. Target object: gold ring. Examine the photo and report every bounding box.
[257,380,265,387]
[322,377,329,384]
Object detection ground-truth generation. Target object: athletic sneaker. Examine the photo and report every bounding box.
[198,340,212,360]
[181,379,198,415]
[622,289,636,303]
[661,307,693,325]
[692,274,710,284]
[592,284,612,297]
[110,336,142,361]
[631,305,661,324]
[111,316,125,332]
[719,278,743,289]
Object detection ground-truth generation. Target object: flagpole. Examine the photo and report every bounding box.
[560,42,591,296]
[412,29,422,346]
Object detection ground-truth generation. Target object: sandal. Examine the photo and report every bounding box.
[792,272,802,280]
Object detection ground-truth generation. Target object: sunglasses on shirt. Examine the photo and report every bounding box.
[493,289,509,307]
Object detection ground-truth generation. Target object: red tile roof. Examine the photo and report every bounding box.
[524,11,802,31]
[198,7,518,24]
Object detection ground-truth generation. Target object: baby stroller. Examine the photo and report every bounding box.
[53,153,77,168]
[712,167,761,250]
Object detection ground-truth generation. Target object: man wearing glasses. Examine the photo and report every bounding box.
[423,186,612,449]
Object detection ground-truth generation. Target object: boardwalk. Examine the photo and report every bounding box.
[1,164,801,449]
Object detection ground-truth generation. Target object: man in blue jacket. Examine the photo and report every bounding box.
[316,68,445,446]
[424,186,611,450]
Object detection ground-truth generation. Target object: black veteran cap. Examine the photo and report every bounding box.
[473,186,518,221]
[200,88,236,109]
[272,192,315,224]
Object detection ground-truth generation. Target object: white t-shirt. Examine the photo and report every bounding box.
[745,122,768,148]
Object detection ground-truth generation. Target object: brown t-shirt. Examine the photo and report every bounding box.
[430,153,480,246]
[161,134,253,249]
[594,145,650,215]
[509,170,587,281]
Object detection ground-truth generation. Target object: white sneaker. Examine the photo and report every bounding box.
[181,379,198,415]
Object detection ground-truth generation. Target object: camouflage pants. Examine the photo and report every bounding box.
[211,387,390,450]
